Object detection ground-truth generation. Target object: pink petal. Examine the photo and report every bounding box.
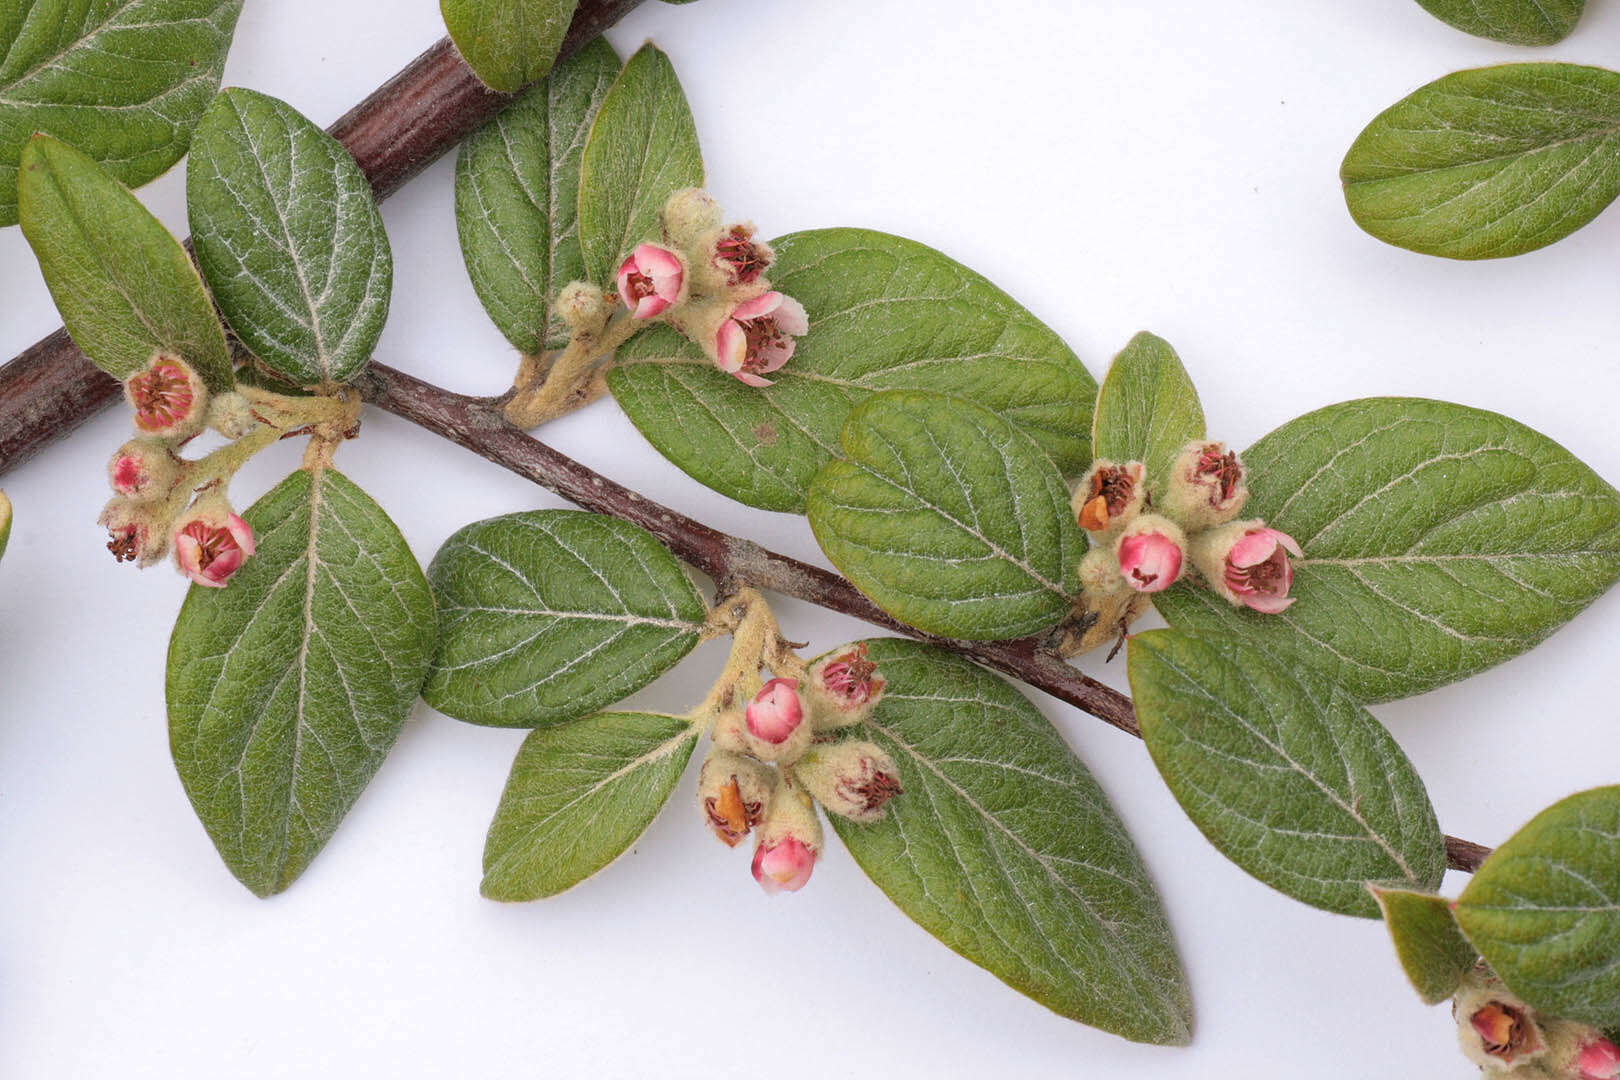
[732,370,774,388]
[754,335,795,374]
[633,243,681,277]
[1241,592,1296,614]
[174,533,203,576]
[1275,530,1303,558]
[632,294,671,319]
[1229,530,1279,569]
[615,256,638,303]
[771,294,809,336]
[714,320,746,372]
[227,514,255,557]
[730,291,782,322]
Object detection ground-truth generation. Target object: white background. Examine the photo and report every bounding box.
[1,1,1617,1076]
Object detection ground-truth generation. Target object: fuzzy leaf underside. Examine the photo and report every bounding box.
[1456,786,1620,1028]
[18,134,233,389]
[829,639,1191,1045]
[441,0,579,94]
[189,88,393,385]
[1342,64,1620,259]
[455,38,619,355]
[423,510,706,728]
[1090,330,1204,494]
[1154,397,1620,704]
[0,0,242,227]
[808,390,1082,641]
[609,228,1097,512]
[167,469,435,897]
[1413,0,1584,45]
[576,43,702,284]
[1371,886,1477,1005]
[482,711,696,900]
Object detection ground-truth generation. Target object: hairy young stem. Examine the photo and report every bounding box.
[351,361,1490,874]
[0,0,648,475]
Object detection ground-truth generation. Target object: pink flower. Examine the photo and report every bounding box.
[1115,515,1185,593]
[1580,1037,1620,1080]
[712,225,771,286]
[173,504,255,588]
[107,439,180,501]
[125,354,207,438]
[751,836,815,895]
[745,677,805,744]
[615,243,684,319]
[99,498,169,567]
[806,643,886,728]
[794,741,902,823]
[1469,1001,1542,1065]
[1196,524,1302,614]
[713,291,808,387]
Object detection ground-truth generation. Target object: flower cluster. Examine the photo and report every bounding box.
[564,189,810,387]
[1454,968,1620,1079]
[1072,441,1301,614]
[98,352,259,588]
[697,644,899,894]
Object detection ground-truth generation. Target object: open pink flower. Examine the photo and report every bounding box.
[125,354,207,438]
[615,243,684,319]
[1115,515,1185,593]
[1224,527,1301,613]
[713,291,808,387]
[745,677,805,744]
[173,505,256,588]
[751,836,815,894]
[1580,1037,1620,1080]
[712,225,771,286]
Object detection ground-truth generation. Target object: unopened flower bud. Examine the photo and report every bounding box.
[1542,1020,1620,1080]
[751,784,821,895]
[556,281,610,331]
[616,243,686,319]
[805,642,886,729]
[1191,520,1302,614]
[1072,460,1145,539]
[98,497,170,567]
[172,496,255,588]
[1161,441,1248,529]
[206,390,258,440]
[1114,514,1185,594]
[1077,545,1129,597]
[743,677,812,762]
[125,353,208,439]
[661,187,724,249]
[710,291,808,387]
[1455,971,1547,1071]
[1578,1037,1620,1080]
[107,438,181,501]
[697,749,774,847]
[794,740,902,823]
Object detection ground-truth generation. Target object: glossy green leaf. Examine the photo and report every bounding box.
[442,0,579,94]
[0,490,11,563]
[167,468,435,897]
[829,639,1191,1044]
[1456,787,1620,1028]
[1090,331,1204,492]
[482,711,696,900]
[609,228,1098,512]
[1154,398,1620,703]
[808,390,1082,641]
[18,134,232,389]
[576,43,702,283]
[0,0,242,227]
[1129,630,1445,917]
[1414,0,1584,45]
[424,510,706,728]
[188,88,393,386]
[1370,886,1477,1005]
[455,38,619,355]
[1342,64,1620,259]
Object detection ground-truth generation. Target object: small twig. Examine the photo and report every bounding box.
[352,361,1490,874]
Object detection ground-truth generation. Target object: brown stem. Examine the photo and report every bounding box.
[351,362,1489,875]
[0,0,647,475]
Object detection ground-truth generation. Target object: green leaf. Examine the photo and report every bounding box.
[188,88,393,386]
[0,490,11,563]
[1413,0,1584,45]
[442,0,579,94]
[1128,630,1445,917]
[1456,786,1620,1028]
[808,390,1082,641]
[423,510,706,728]
[829,639,1190,1044]
[455,38,619,355]
[1153,398,1620,703]
[18,134,232,390]
[167,468,435,897]
[609,228,1098,512]
[1342,64,1620,260]
[1090,331,1204,492]
[1370,886,1477,1005]
[0,0,243,228]
[482,711,696,900]
[576,43,702,284]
